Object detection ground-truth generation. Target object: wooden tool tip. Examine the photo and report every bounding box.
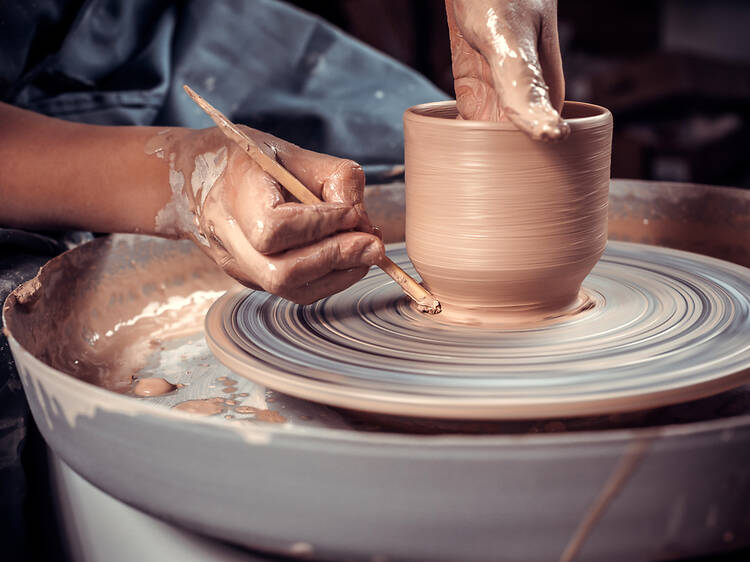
[416,297,442,315]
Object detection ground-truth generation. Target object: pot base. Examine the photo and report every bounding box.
[414,287,598,327]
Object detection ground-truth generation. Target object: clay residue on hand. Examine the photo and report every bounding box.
[145,121,384,306]
[445,0,569,141]
[191,147,228,208]
[146,128,227,247]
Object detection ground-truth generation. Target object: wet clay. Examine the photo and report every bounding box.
[173,398,286,422]
[174,397,226,416]
[445,0,568,141]
[234,405,287,423]
[70,288,225,391]
[144,125,381,304]
[404,100,612,325]
[133,377,177,397]
[4,235,235,393]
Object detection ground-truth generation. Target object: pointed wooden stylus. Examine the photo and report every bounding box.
[183,85,441,314]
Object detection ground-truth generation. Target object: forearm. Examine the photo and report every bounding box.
[0,102,188,234]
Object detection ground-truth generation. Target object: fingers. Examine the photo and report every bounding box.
[186,126,384,305]
[256,202,362,255]
[212,209,384,303]
[229,157,365,254]
[538,13,565,115]
[447,0,569,142]
[446,0,503,120]
[322,160,377,235]
[251,130,366,205]
[238,128,375,235]
[282,267,371,305]
[271,142,375,234]
[209,130,383,304]
[240,194,364,255]
[261,231,383,299]
[481,21,569,141]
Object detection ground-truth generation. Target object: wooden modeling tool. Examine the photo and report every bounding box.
[183,85,441,314]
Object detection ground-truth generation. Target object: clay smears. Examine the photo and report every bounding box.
[174,397,225,416]
[445,0,568,140]
[416,296,441,314]
[133,377,177,397]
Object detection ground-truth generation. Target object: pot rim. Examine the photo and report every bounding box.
[404,100,612,131]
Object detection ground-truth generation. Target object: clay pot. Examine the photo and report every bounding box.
[404,100,613,323]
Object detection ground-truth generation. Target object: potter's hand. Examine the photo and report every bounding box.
[158,127,384,304]
[445,0,568,141]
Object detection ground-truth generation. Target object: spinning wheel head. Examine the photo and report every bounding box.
[206,242,750,420]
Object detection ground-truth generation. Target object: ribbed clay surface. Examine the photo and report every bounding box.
[404,101,613,324]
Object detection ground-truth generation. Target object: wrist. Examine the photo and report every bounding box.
[146,127,228,245]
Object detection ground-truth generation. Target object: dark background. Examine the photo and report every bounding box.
[290,0,750,190]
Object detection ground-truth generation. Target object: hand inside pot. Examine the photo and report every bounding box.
[445,0,569,141]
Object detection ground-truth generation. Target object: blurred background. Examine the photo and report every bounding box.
[290,0,750,190]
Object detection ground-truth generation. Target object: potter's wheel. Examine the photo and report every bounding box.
[207,241,750,419]
[6,180,750,561]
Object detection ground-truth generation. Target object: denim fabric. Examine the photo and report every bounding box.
[4,0,445,178]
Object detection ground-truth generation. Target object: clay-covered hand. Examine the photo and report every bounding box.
[445,0,568,141]
[151,127,384,304]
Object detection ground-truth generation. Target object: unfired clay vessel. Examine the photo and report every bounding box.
[404,100,613,324]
